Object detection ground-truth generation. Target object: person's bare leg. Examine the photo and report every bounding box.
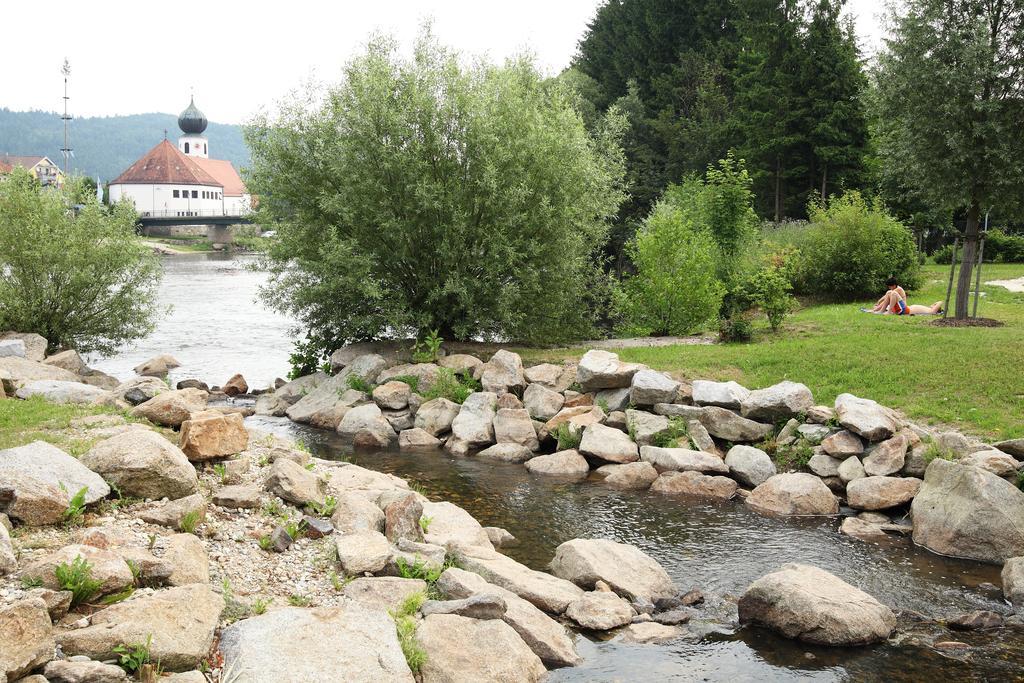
[906,301,944,315]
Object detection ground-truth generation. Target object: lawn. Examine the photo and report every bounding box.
[0,396,126,454]
[521,264,1024,440]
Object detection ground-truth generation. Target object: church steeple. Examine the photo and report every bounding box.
[177,95,209,159]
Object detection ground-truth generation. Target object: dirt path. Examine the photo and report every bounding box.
[986,276,1024,293]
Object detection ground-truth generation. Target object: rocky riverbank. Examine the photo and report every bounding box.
[2,333,1024,681]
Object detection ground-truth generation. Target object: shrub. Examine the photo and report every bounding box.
[796,192,920,298]
[0,169,163,354]
[615,202,725,336]
[933,229,1024,264]
[421,368,479,404]
[551,423,583,451]
[747,265,796,331]
[55,556,103,607]
[718,315,753,343]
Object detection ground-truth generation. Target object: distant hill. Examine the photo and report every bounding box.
[0,108,250,183]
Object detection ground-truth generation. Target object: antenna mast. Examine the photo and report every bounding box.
[60,59,73,176]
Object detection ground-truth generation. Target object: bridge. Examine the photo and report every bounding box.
[136,209,255,229]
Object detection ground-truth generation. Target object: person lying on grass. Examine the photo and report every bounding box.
[864,277,944,315]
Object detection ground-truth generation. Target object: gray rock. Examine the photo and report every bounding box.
[398,427,443,451]
[691,380,750,410]
[134,354,180,377]
[0,597,54,681]
[686,419,720,455]
[285,375,366,430]
[139,493,207,531]
[414,397,462,436]
[576,350,642,392]
[440,354,484,376]
[724,445,776,487]
[524,450,590,479]
[131,388,208,428]
[595,386,632,412]
[650,470,737,500]
[523,383,564,421]
[15,380,109,404]
[0,440,110,513]
[421,500,494,550]
[0,331,46,361]
[847,476,921,510]
[337,403,397,448]
[580,423,639,463]
[421,594,508,620]
[269,525,293,552]
[550,538,676,603]
[0,522,15,575]
[0,338,26,358]
[417,613,546,683]
[565,591,634,630]
[1002,557,1024,608]
[335,530,392,574]
[746,473,839,516]
[805,405,835,424]
[630,370,680,407]
[625,409,670,446]
[797,423,831,445]
[641,445,729,474]
[994,439,1024,460]
[740,381,814,422]
[373,380,412,410]
[738,563,895,645]
[961,449,1020,477]
[378,363,443,393]
[44,659,129,683]
[219,604,413,682]
[456,544,583,613]
[601,462,659,490]
[341,576,428,612]
[840,516,888,542]
[264,458,325,506]
[254,372,328,416]
[384,494,424,544]
[911,459,1024,563]
[808,452,843,478]
[330,491,386,534]
[81,430,198,500]
[838,455,866,484]
[653,403,705,420]
[447,392,498,455]
[485,526,517,548]
[213,485,260,509]
[698,407,773,443]
[480,349,526,394]
[776,418,800,447]
[114,376,169,406]
[493,407,539,451]
[477,442,534,463]
[835,394,899,442]
[42,349,88,374]
[822,430,864,457]
[164,533,210,586]
[862,433,909,477]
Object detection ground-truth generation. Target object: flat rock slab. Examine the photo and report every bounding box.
[456,545,583,614]
[219,604,413,683]
[650,471,737,500]
[417,613,546,683]
[640,446,728,474]
[342,576,428,613]
[550,538,676,603]
[0,440,110,506]
[15,380,109,404]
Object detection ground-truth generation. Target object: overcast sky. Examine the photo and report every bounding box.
[1,0,888,125]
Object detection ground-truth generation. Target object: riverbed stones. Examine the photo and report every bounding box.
[447,392,498,455]
[212,484,260,509]
[602,462,659,490]
[421,500,493,549]
[112,376,168,406]
[0,440,110,508]
[384,494,424,543]
[863,433,909,476]
[0,598,54,681]
[840,516,888,542]
[456,544,583,613]
[617,622,683,643]
[417,613,546,683]
[630,370,680,407]
[480,349,526,394]
[414,397,460,437]
[523,383,564,422]
[220,603,413,683]
[372,380,411,410]
[264,458,325,506]
[331,492,386,533]
[580,423,639,463]
[335,529,392,574]
[1002,557,1024,608]
[740,381,814,422]
[698,406,773,442]
[422,594,508,620]
[82,430,199,500]
[911,459,1024,563]
[838,455,866,484]
[477,443,534,463]
[565,591,635,630]
[576,350,642,392]
[134,354,181,377]
[178,410,248,460]
[822,430,864,457]
[746,473,839,516]
[738,563,895,645]
[15,379,110,404]
[847,476,922,510]
[525,450,590,478]
[641,445,729,474]
[835,394,899,442]
[724,445,776,487]
[493,407,539,451]
[691,380,750,410]
[436,567,581,667]
[550,538,676,603]
[399,427,443,451]
[19,544,133,595]
[650,471,738,500]
[132,388,208,428]
[337,403,397,448]
[808,452,843,478]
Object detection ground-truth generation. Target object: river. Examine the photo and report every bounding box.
[96,253,1024,681]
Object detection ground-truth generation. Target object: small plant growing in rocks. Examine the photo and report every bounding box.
[774,441,814,471]
[308,496,338,517]
[113,634,153,674]
[284,519,307,541]
[390,591,427,672]
[287,593,311,607]
[61,485,89,526]
[410,329,443,363]
[100,586,135,605]
[920,442,955,466]
[179,510,202,534]
[422,368,479,404]
[20,575,44,589]
[252,597,271,615]
[418,515,433,534]
[55,556,103,607]
[258,535,273,551]
[651,418,689,448]
[552,423,582,451]
[147,533,157,551]
[345,374,375,393]
[212,463,229,484]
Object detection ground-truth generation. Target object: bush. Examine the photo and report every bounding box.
[0,169,162,354]
[932,229,1024,264]
[718,314,753,343]
[615,202,725,336]
[796,192,920,299]
[747,265,796,331]
[247,29,626,354]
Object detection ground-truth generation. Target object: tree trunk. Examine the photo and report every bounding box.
[954,200,981,319]
[774,155,782,222]
[820,163,827,199]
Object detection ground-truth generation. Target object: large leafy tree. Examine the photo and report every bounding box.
[875,0,1024,318]
[246,31,626,355]
[0,168,162,354]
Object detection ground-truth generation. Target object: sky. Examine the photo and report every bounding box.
[1,0,888,125]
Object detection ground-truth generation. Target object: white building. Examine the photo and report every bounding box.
[109,97,251,217]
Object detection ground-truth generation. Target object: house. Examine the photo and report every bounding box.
[0,155,65,188]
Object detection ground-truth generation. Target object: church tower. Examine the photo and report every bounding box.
[177,96,209,159]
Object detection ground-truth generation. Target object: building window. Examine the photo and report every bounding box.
[204,143,207,154]
[191,190,198,198]
[173,190,179,198]
[184,142,190,153]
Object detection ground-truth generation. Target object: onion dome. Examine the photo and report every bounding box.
[178,97,208,135]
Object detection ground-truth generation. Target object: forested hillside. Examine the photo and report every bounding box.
[0,108,250,182]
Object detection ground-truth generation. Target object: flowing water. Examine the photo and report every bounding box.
[100,254,1024,681]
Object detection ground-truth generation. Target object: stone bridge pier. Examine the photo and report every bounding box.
[207,225,233,245]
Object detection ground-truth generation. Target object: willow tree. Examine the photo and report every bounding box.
[875,0,1024,318]
[247,31,626,359]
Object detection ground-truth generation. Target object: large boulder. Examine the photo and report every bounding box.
[911,458,1024,563]
[456,545,583,613]
[341,576,428,613]
[838,455,866,484]
[524,450,590,479]
[131,388,208,428]
[650,470,738,500]
[630,370,680,407]
[724,445,777,488]
[1002,557,1024,608]
[580,423,639,463]
[0,331,47,361]
[112,376,168,406]
[807,452,843,478]
[0,338,26,358]
[378,362,443,393]
[565,591,634,630]
[417,613,546,683]
[0,597,54,681]
[601,462,659,490]
[421,501,493,550]
[523,383,564,422]
[337,403,397,448]
[0,440,110,513]
[740,381,814,422]
[385,494,424,544]
[847,476,921,510]
[330,491,386,534]
[19,544,133,596]
[576,350,642,392]
[550,538,676,603]
[15,380,109,404]
[41,349,88,374]
[862,433,909,477]
[691,380,750,410]
[447,392,497,455]
[440,354,484,377]
[835,394,899,442]
[285,381,365,431]
[698,407,773,443]
[961,449,1020,478]
[220,603,413,683]
[254,371,328,416]
[542,405,606,440]
[399,427,443,451]
[414,398,461,436]
[640,445,729,474]
[492,408,539,451]
[480,349,526,394]
[134,354,181,377]
[56,585,222,671]
[0,356,79,390]
[477,443,534,463]
[81,430,199,500]
[746,473,839,516]
[178,410,249,461]
[373,380,412,410]
[994,439,1024,460]
[738,563,895,645]
[264,458,325,506]
[335,530,392,574]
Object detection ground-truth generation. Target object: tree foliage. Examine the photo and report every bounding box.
[0,168,162,354]
[246,31,626,354]
[874,0,1024,317]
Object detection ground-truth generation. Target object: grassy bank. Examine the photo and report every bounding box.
[0,396,124,453]
[521,264,1024,439]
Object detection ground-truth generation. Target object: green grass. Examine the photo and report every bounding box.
[0,396,121,453]
[519,264,1024,439]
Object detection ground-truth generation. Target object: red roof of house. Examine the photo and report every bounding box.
[191,157,247,196]
[0,155,48,172]
[110,140,221,187]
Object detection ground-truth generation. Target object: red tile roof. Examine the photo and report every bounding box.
[110,140,221,187]
[0,155,48,172]
[191,157,247,196]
